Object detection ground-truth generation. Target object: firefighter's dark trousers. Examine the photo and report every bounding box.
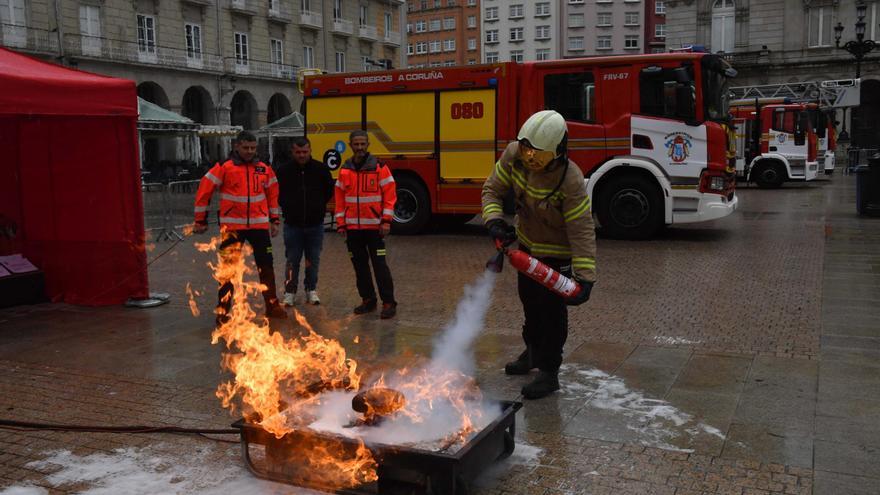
[218,229,279,315]
[346,230,395,304]
[517,248,570,373]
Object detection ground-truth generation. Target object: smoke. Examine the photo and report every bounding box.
[429,270,498,376]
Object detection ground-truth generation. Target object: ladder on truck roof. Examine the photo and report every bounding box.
[730,79,861,108]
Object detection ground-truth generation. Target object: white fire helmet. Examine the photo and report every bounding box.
[516,110,568,171]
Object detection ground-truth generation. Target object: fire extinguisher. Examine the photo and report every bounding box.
[486,239,583,299]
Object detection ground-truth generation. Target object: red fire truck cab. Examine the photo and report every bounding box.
[304,53,738,239]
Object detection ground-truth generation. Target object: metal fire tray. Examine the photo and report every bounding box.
[232,399,522,495]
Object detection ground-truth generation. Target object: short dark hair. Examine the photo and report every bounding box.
[292,136,311,148]
[236,130,257,143]
[349,130,369,142]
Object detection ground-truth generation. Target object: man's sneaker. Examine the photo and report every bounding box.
[265,303,288,319]
[306,290,320,305]
[353,298,378,315]
[282,292,296,306]
[521,371,560,400]
[380,302,397,319]
[504,348,534,375]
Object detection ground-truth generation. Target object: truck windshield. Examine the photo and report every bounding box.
[808,109,827,138]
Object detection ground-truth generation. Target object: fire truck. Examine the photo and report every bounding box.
[302,53,738,239]
[729,79,860,186]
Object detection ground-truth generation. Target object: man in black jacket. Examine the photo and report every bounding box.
[274,137,334,305]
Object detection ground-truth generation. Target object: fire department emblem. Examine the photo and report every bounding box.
[777,133,787,144]
[664,132,694,164]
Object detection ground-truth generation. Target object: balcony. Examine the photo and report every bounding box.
[0,24,59,55]
[228,0,258,15]
[359,24,378,41]
[383,30,401,46]
[224,57,299,80]
[64,33,224,72]
[300,10,323,30]
[180,0,214,6]
[267,3,292,23]
[332,18,354,35]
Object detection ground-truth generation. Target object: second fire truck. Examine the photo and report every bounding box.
[303,52,739,239]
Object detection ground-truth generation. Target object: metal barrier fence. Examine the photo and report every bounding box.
[143,180,201,241]
[847,148,879,174]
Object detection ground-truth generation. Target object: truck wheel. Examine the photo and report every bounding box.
[392,174,431,234]
[753,162,785,189]
[596,175,663,240]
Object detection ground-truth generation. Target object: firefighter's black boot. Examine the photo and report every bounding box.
[354,298,378,315]
[504,347,534,375]
[521,371,560,400]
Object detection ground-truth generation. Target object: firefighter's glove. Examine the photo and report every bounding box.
[565,277,592,306]
[486,219,516,247]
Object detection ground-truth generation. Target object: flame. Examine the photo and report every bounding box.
[185,283,200,317]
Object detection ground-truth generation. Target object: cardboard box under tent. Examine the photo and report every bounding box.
[0,47,149,306]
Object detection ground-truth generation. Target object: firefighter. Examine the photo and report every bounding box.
[335,130,398,319]
[482,110,596,400]
[193,130,287,324]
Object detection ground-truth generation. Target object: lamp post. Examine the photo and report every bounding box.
[833,1,876,146]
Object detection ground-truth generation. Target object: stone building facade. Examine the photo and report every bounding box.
[559,0,646,58]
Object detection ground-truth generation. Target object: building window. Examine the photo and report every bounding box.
[234,32,248,65]
[333,0,342,20]
[183,23,202,59]
[597,35,612,50]
[136,14,156,55]
[335,51,345,72]
[416,41,427,53]
[486,29,498,43]
[430,40,441,52]
[78,5,102,56]
[444,39,455,51]
[362,56,371,71]
[711,0,735,52]
[536,48,550,60]
[430,19,441,31]
[655,23,666,38]
[485,6,498,21]
[656,1,666,15]
[407,43,414,55]
[385,12,393,33]
[510,27,524,42]
[808,6,833,48]
[544,71,596,122]
[467,15,476,28]
[443,17,455,29]
[271,38,283,71]
[416,20,426,32]
[510,50,523,62]
[359,5,368,26]
[569,0,585,4]
[536,25,550,40]
[406,23,412,33]
[302,0,312,11]
[536,2,550,17]
[434,0,441,7]
[597,12,612,27]
[486,51,499,62]
[303,45,314,67]
[467,0,476,5]
[652,47,665,53]
[468,37,476,50]
[568,36,584,51]
[569,13,585,28]
[467,58,476,64]
[510,4,524,19]
[625,12,639,26]
[444,60,455,66]
[624,35,639,49]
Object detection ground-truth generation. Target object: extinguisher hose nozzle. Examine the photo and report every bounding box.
[486,251,504,273]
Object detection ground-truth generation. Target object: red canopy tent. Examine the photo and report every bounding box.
[0,47,149,305]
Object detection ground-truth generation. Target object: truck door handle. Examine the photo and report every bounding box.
[769,146,777,151]
[632,134,652,150]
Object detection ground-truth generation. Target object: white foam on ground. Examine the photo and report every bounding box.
[560,365,725,451]
[653,336,701,345]
[4,447,321,495]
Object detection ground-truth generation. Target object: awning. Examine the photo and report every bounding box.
[137,97,200,133]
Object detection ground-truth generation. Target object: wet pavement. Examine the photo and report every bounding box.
[1,173,879,494]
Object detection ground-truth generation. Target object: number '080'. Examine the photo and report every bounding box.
[450,102,484,120]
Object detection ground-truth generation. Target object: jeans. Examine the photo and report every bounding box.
[283,223,324,293]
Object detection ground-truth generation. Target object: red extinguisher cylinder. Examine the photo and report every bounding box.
[506,248,582,298]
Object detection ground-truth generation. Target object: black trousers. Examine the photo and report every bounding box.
[346,230,395,304]
[516,247,570,373]
[218,229,279,315]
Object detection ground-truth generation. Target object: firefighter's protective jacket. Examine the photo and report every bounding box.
[482,142,597,282]
[334,154,397,230]
[194,153,281,230]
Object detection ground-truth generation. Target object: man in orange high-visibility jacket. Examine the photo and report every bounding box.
[334,130,398,319]
[193,131,287,324]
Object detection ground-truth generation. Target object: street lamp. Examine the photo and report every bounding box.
[833,1,876,145]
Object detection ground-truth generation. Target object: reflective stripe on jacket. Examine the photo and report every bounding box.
[482,142,597,282]
[193,154,281,231]
[334,154,397,231]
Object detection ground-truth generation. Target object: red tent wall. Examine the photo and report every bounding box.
[0,48,148,305]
